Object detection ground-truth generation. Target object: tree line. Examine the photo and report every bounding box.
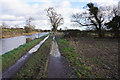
[71,2,120,38]
[1,2,120,38]
[46,2,119,38]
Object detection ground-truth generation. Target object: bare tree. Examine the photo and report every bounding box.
[1,22,9,28]
[24,17,34,33]
[46,7,64,32]
[105,4,120,38]
[14,25,19,28]
[72,3,106,37]
[26,17,34,28]
[118,1,120,16]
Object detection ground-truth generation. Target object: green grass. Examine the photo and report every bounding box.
[1,35,47,72]
[13,36,52,78]
[56,38,97,78]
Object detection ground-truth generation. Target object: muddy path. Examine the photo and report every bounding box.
[2,35,49,78]
[47,37,71,78]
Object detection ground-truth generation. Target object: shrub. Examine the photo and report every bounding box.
[26,38,31,43]
[24,26,32,33]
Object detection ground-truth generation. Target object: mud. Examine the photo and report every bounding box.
[47,37,71,78]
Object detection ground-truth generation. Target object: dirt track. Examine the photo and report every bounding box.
[47,37,71,78]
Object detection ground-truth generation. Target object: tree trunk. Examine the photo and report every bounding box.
[53,25,57,32]
[98,23,103,38]
[98,29,102,38]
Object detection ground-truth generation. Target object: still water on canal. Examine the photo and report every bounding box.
[1,32,48,55]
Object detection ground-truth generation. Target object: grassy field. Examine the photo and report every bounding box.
[13,36,52,78]
[57,34,118,79]
[1,36,46,72]
[2,28,40,38]
[57,38,96,78]
[70,37,118,79]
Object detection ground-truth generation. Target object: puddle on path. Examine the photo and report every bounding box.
[2,35,49,78]
[47,37,71,78]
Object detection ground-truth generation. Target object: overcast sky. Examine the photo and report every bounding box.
[0,0,119,30]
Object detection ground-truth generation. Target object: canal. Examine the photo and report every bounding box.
[1,32,49,55]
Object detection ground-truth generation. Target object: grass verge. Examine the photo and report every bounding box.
[13,36,52,78]
[57,33,118,79]
[56,38,97,78]
[1,35,47,72]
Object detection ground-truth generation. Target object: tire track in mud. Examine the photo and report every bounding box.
[47,36,71,78]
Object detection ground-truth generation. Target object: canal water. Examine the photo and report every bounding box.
[0,32,49,55]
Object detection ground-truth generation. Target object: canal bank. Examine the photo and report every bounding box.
[13,35,52,78]
[2,35,49,78]
[1,34,48,72]
[2,28,41,39]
